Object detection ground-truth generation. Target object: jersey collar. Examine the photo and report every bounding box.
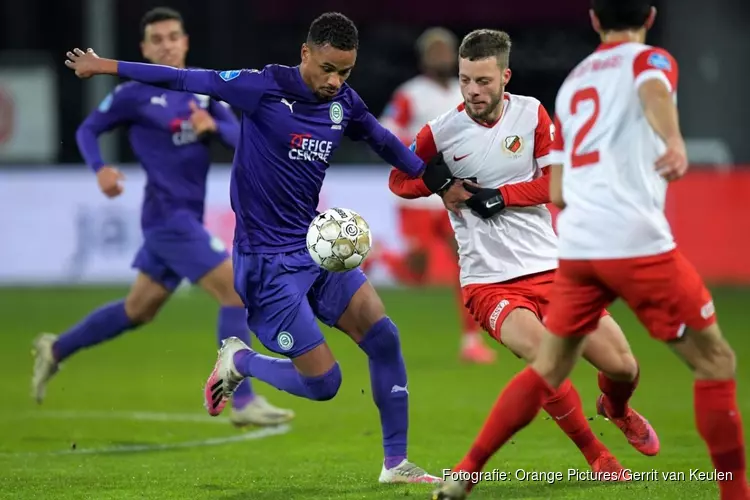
[595,41,630,52]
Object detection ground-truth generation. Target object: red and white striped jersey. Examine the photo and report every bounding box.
[391,93,558,285]
[549,41,679,259]
[380,75,463,208]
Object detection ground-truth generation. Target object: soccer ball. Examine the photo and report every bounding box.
[307,208,372,272]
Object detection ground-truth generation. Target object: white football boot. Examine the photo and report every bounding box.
[229,395,295,427]
[31,333,60,404]
[378,459,442,484]
[204,336,249,416]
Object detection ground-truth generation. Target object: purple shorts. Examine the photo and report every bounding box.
[132,212,228,291]
[233,247,367,357]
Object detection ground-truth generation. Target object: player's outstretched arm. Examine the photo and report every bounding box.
[388,168,431,199]
[345,91,433,178]
[348,112,426,177]
[389,167,472,217]
[64,48,264,113]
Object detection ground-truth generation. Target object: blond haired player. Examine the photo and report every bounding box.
[431,2,750,499]
[389,29,661,494]
[379,27,495,364]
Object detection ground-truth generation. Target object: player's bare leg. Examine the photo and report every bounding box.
[199,259,294,427]
[32,272,169,403]
[669,323,749,499]
[434,332,588,499]
[496,309,626,474]
[337,281,440,484]
[582,316,660,456]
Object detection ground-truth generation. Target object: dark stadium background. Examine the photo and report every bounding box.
[1,0,748,165]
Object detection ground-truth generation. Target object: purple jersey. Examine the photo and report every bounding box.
[75,82,240,230]
[116,62,426,253]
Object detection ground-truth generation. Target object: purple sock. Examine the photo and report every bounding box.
[218,306,255,409]
[53,300,135,362]
[233,350,341,401]
[358,317,409,468]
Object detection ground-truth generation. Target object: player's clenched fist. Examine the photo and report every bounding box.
[188,101,217,135]
[96,166,125,198]
[65,48,104,79]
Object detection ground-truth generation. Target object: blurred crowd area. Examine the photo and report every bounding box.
[0,0,748,166]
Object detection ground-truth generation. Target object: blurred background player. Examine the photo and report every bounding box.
[32,7,293,428]
[378,27,495,364]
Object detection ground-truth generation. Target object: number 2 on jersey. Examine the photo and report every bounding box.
[570,87,600,168]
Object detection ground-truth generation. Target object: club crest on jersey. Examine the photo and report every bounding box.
[329,102,343,124]
[277,332,295,351]
[647,52,671,70]
[219,70,241,82]
[502,135,524,156]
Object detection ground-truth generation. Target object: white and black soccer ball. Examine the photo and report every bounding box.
[306,207,372,272]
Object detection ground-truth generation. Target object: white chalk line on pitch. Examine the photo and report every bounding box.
[16,410,234,424]
[0,411,291,457]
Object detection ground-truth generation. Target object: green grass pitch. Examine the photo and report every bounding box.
[0,286,748,499]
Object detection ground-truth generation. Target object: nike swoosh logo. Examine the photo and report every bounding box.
[555,408,575,420]
[453,153,471,161]
[486,200,503,208]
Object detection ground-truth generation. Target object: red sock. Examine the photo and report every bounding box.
[544,380,609,464]
[598,366,639,418]
[695,380,749,500]
[455,281,480,334]
[455,367,554,478]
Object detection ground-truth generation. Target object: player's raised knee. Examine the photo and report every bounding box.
[358,317,401,361]
[697,334,736,380]
[303,362,343,401]
[676,325,737,380]
[609,351,640,382]
[124,273,171,324]
[124,292,166,324]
